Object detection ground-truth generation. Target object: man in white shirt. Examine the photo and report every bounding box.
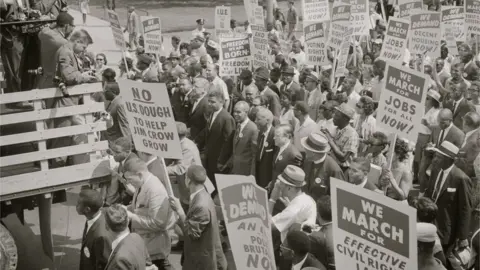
[316,100,338,137]
[293,101,317,156]
[191,18,206,39]
[288,40,306,69]
[205,63,230,109]
[269,165,317,243]
[340,75,361,110]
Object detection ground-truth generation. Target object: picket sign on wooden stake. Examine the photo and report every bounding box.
[122,50,130,74]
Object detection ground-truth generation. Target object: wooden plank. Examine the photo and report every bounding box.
[0,121,106,146]
[0,102,104,125]
[0,83,103,104]
[83,93,101,162]
[0,159,111,198]
[0,141,108,167]
[33,100,49,171]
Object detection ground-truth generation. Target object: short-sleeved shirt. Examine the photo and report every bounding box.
[272,192,316,242]
[333,124,359,167]
[294,116,317,153]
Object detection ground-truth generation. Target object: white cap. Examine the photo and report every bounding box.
[417,223,437,243]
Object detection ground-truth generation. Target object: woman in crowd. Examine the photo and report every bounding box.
[383,138,413,202]
[279,91,297,129]
[95,53,108,79]
[354,96,377,155]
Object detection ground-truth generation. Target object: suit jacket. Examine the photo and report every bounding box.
[167,137,202,205]
[272,142,303,182]
[455,128,480,178]
[183,189,227,270]
[38,27,69,89]
[55,43,87,86]
[105,233,149,270]
[255,126,276,188]
[79,213,112,270]
[230,119,259,176]
[304,155,345,201]
[299,253,326,270]
[106,95,131,143]
[171,90,190,123]
[309,224,334,270]
[196,108,235,184]
[129,172,176,260]
[261,87,282,117]
[444,99,476,130]
[134,65,160,83]
[425,165,472,246]
[126,11,140,34]
[188,96,208,140]
[429,124,465,148]
[280,81,304,103]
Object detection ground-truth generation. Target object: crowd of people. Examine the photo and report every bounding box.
[1,0,480,269]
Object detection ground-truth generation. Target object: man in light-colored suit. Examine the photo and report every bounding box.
[38,12,75,91]
[123,158,177,270]
[169,166,227,270]
[456,112,480,178]
[104,204,151,270]
[229,101,259,176]
[125,6,140,51]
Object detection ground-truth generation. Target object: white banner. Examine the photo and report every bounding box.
[304,22,329,66]
[216,6,232,38]
[465,0,480,36]
[219,36,252,76]
[349,0,370,35]
[251,30,269,69]
[441,6,466,42]
[106,10,126,50]
[379,17,410,65]
[327,0,351,48]
[141,16,162,54]
[302,0,331,22]
[408,11,441,59]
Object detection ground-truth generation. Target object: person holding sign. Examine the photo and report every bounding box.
[169,165,227,270]
[125,6,140,51]
[123,157,177,270]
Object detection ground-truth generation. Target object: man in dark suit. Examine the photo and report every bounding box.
[104,204,151,270]
[104,82,131,144]
[456,112,480,178]
[169,166,227,270]
[188,78,209,141]
[283,230,326,270]
[280,66,304,102]
[196,85,235,186]
[271,124,302,184]
[77,189,111,270]
[254,66,282,117]
[302,132,344,201]
[172,78,193,123]
[255,107,276,188]
[425,141,472,256]
[419,109,465,193]
[443,82,476,130]
[307,195,335,270]
[229,101,259,176]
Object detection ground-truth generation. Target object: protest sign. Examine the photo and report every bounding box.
[397,0,422,18]
[302,0,331,22]
[106,10,126,50]
[216,6,232,38]
[465,0,480,36]
[376,63,428,142]
[331,178,417,270]
[379,17,410,65]
[444,27,460,57]
[141,16,162,54]
[244,0,258,24]
[119,80,182,159]
[335,37,351,77]
[252,5,266,31]
[441,6,465,42]
[280,37,291,56]
[251,30,269,69]
[409,11,441,59]
[304,22,329,66]
[219,36,252,76]
[327,0,351,48]
[216,174,276,270]
[349,0,370,35]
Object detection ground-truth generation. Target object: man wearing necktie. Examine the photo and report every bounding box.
[419,109,465,193]
[444,82,476,130]
[77,189,112,270]
[255,107,276,188]
[228,101,259,176]
[424,141,472,261]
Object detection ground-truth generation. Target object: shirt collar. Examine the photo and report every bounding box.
[443,123,453,134]
[145,156,158,166]
[264,125,272,136]
[359,177,368,188]
[111,230,130,252]
[292,254,309,270]
[86,211,102,232]
[278,141,290,155]
[441,164,455,176]
[190,188,204,201]
[286,81,294,89]
[465,128,480,140]
[239,117,249,131]
[454,97,464,105]
[313,153,327,164]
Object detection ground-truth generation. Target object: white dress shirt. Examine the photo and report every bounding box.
[86,211,102,234]
[346,91,361,110]
[432,164,454,202]
[292,254,308,270]
[191,93,206,113]
[275,141,290,162]
[294,116,317,152]
[212,76,230,102]
[210,107,222,129]
[288,51,306,68]
[316,118,337,137]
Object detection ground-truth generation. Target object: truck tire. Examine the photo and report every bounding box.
[0,223,17,270]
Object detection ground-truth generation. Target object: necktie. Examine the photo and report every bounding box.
[258,133,265,160]
[437,129,445,146]
[208,114,214,129]
[82,221,88,240]
[133,187,142,208]
[234,125,241,142]
[453,101,457,114]
[432,170,444,201]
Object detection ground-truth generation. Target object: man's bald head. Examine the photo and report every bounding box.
[256,107,273,123]
[234,101,250,112]
[438,108,453,129]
